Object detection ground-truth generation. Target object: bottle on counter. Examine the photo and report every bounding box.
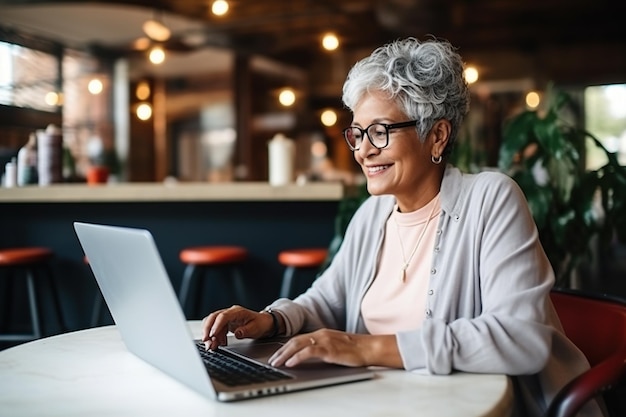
[17,132,38,186]
[267,133,295,186]
[4,157,17,187]
[36,124,63,186]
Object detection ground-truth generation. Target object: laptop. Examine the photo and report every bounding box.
[73,222,374,401]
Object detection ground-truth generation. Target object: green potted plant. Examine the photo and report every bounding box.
[498,88,626,286]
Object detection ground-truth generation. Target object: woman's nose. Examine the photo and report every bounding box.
[358,134,380,157]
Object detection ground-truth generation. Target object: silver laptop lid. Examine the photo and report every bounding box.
[74,221,374,402]
[74,222,216,399]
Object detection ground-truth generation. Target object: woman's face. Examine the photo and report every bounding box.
[352,91,442,212]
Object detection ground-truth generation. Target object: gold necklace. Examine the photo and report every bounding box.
[393,197,439,283]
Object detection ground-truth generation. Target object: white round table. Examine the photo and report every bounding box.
[0,322,513,417]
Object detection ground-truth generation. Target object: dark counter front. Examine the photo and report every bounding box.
[0,188,342,338]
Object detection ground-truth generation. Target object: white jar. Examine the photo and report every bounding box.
[4,158,17,188]
[267,133,295,186]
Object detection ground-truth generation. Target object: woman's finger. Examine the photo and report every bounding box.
[269,334,317,367]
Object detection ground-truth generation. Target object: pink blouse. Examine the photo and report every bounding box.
[361,195,441,335]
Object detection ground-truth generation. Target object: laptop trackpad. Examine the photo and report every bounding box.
[224,340,338,368]
[223,341,285,364]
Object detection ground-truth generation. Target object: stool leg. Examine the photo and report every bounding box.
[193,268,207,318]
[0,270,15,332]
[43,264,66,332]
[179,264,197,317]
[25,269,42,339]
[280,266,296,299]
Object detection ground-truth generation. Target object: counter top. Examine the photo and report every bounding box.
[0,182,352,203]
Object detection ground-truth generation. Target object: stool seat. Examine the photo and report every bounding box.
[178,246,249,318]
[278,248,328,299]
[278,248,328,268]
[0,247,53,266]
[180,246,248,265]
[0,246,64,342]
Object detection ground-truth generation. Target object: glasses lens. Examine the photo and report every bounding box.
[367,124,388,148]
[344,127,363,150]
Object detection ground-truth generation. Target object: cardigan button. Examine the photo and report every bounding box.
[425,309,432,317]
[428,289,434,295]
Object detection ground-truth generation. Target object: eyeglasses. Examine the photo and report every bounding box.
[342,120,418,151]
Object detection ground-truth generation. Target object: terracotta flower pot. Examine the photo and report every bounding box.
[86,166,109,185]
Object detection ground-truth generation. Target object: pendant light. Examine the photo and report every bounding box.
[322,32,339,51]
[142,10,171,42]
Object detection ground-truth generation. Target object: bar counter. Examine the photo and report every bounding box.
[0,181,348,203]
[0,182,351,338]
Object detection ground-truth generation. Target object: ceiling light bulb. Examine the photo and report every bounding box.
[45,91,61,106]
[136,103,153,121]
[526,91,541,109]
[149,46,166,65]
[212,0,229,16]
[464,66,479,84]
[88,78,103,95]
[136,81,151,100]
[320,109,337,126]
[278,88,296,107]
[142,19,171,42]
[322,33,339,51]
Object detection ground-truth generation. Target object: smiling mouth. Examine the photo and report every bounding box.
[366,165,391,174]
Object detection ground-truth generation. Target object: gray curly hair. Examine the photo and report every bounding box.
[342,37,470,155]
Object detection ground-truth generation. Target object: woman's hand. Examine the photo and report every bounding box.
[201,305,274,351]
[268,329,402,369]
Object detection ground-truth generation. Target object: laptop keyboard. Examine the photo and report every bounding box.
[195,342,292,387]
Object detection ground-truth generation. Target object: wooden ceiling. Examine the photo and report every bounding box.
[91,0,625,62]
[2,1,624,55]
[2,0,625,90]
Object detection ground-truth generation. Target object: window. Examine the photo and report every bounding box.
[585,84,626,170]
[0,41,60,111]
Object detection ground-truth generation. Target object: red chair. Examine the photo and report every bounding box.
[546,289,626,417]
[0,247,65,341]
[277,248,328,299]
[178,246,248,318]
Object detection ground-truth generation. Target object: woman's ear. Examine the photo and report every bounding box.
[429,119,452,158]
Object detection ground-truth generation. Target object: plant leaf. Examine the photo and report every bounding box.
[499,111,537,170]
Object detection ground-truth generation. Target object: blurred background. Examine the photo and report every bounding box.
[0,0,624,184]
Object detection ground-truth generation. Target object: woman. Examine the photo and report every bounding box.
[202,38,602,417]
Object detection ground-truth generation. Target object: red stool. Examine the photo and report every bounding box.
[278,248,328,299]
[0,247,65,341]
[178,246,248,318]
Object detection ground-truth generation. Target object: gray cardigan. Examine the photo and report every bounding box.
[268,166,602,417]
